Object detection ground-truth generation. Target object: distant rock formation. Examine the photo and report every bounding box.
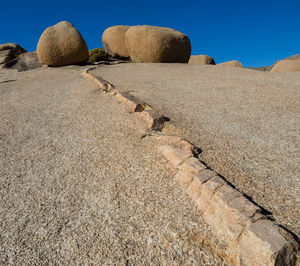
[37,21,89,66]
[217,60,243,68]
[0,43,26,65]
[102,26,131,59]
[271,54,300,72]
[189,55,215,65]
[124,25,191,63]
[271,59,300,72]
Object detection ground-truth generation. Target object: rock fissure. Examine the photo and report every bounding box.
[210,183,225,200]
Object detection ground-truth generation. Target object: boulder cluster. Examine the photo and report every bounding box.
[1,20,300,72]
[102,25,191,63]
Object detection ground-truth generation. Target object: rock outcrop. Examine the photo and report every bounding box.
[4,52,43,71]
[36,21,89,66]
[0,43,26,64]
[125,25,191,63]
[102,26,130,58]
[189,55,215,65]
[217,60,243,67]
[271,60,300,72]
[271,54,300,72]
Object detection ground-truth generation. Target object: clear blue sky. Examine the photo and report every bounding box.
[1,0,299,67]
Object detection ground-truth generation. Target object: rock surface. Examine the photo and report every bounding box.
[125,25,191,63]
[217,60,243,67]
[36,21,89,66]
[271,59,300,72]
[0,43,26,64]
[189,55,215,65]
[0,66,224,265]
[102,25,130,58]
[90,63,300,237]
[4,52,43,71]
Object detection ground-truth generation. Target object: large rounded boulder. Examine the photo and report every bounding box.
[271,60,300,72]
[102,25,130,58]
[189,55,215,65]
[37,21,89,66]
[217,60,243,68]
[125,25,191,63]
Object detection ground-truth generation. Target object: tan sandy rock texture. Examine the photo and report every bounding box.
[90,63,300,238]
[0,43,26,64]
[102,25,131,58]
[217,60,243,67]
[271,59,300,72]
[125,25,191,63]
[0,66,225,265]
[189,55,215,65]
[36,21,89,66]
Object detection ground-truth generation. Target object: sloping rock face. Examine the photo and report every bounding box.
[4,52,43,71]
[0,43,26,64]
[36,21,89,66]
[217,60,243,67]
[189,55,215,65]
[270,54,300,72]
[102,26,130,58]
[125,25,191,63]
[286,54,300,60]
[271,59,300,72]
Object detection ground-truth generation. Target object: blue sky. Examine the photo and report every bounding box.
[1,0,299,67]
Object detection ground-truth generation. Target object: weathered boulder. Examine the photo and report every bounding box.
[0,43,26,64]
[4,52,43,71]
[189,55,215,65]
[217,60,243,68]
[102,26,130,58]
[249,54,300,72]
[125,25,191,63]
[271,58,300,72]
[36,21,89,66]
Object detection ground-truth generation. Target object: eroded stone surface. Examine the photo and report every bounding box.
[115,92,146,112]
[175,170,194,189]
[158,145,193,167]
[238,219,298,265]
[178,157,206,173]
